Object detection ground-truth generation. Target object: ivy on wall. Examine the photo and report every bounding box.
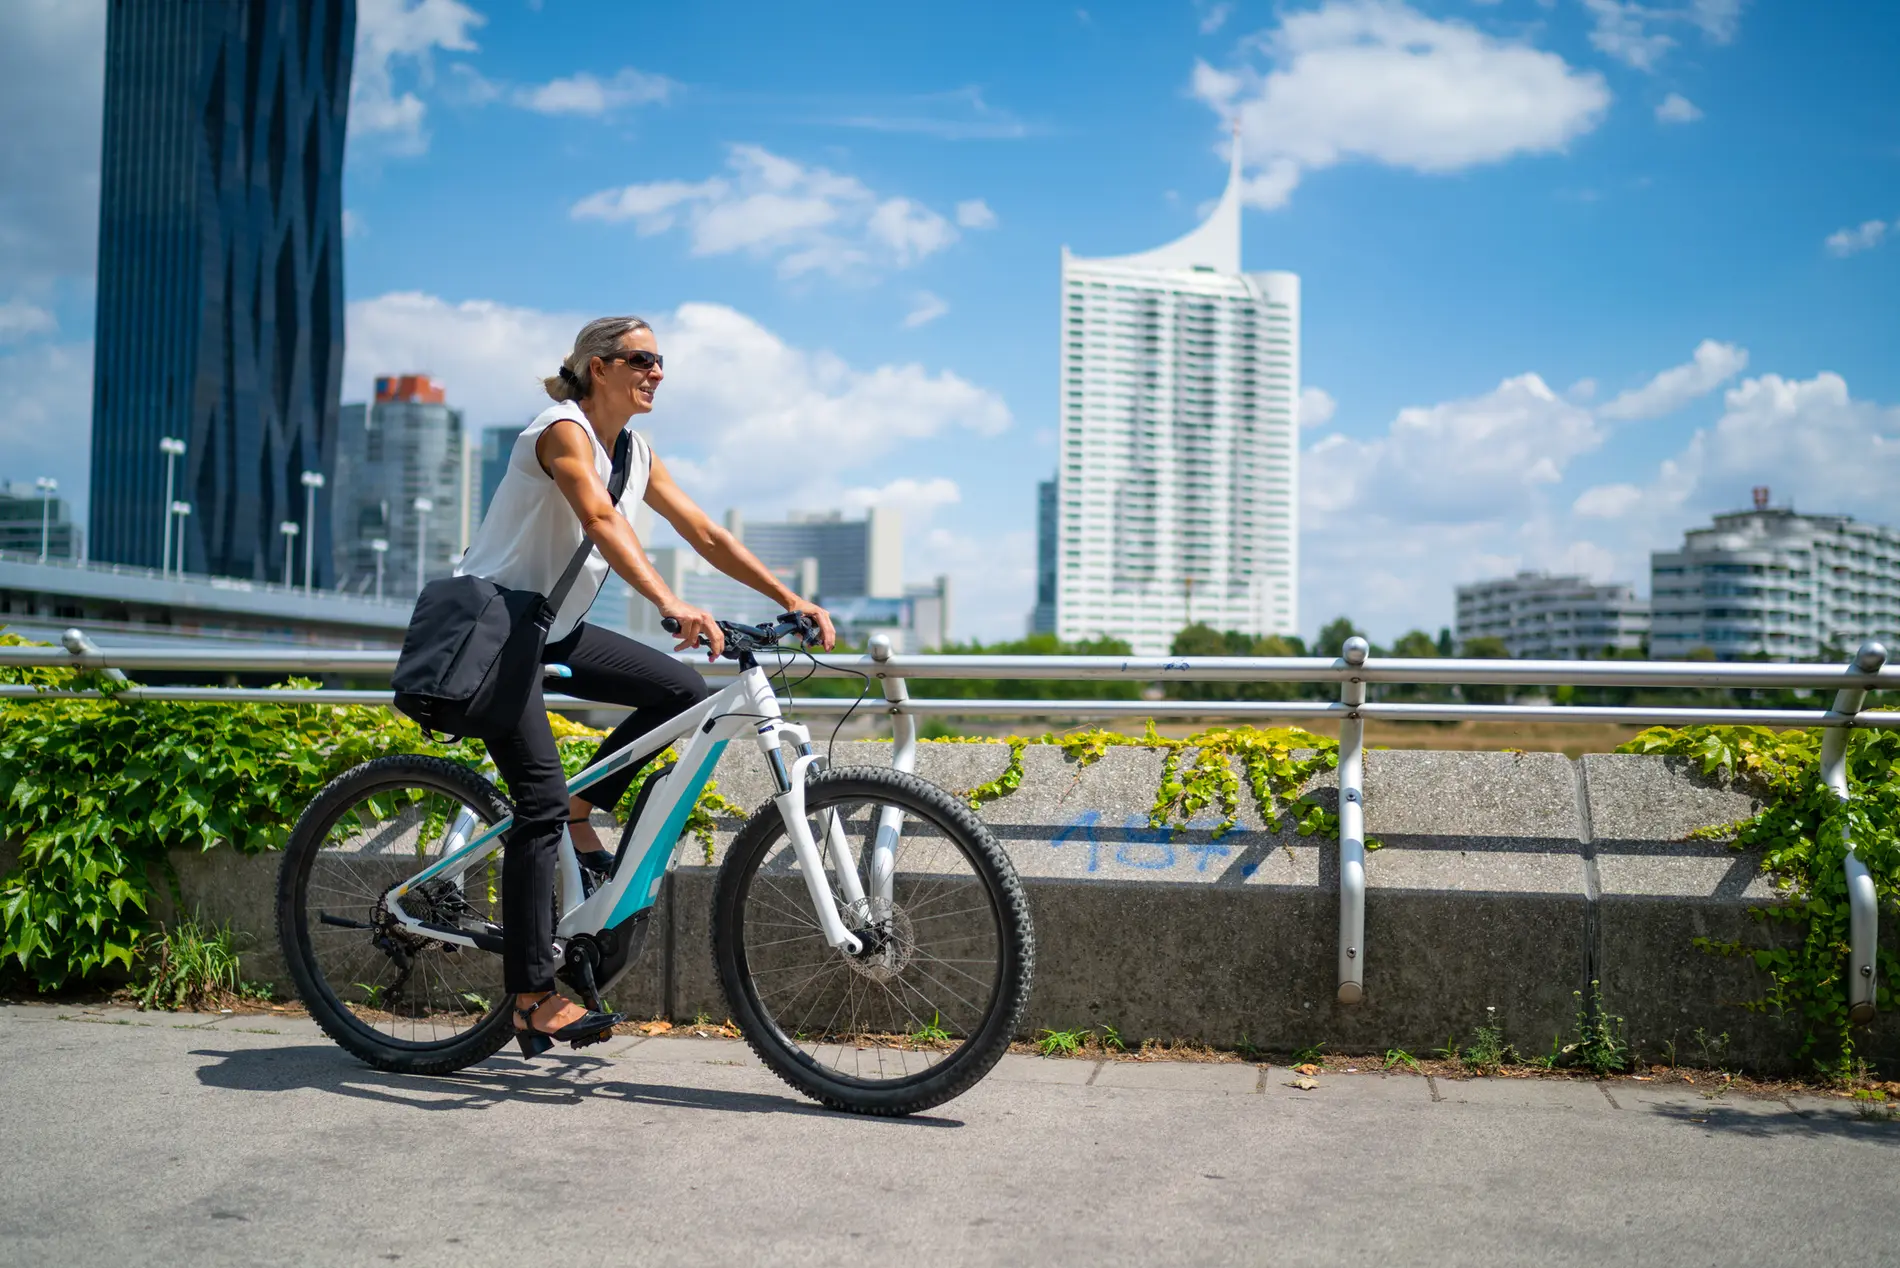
[943,723,1347,841]
[0,636,680,989]
[1616,723,1900,1071]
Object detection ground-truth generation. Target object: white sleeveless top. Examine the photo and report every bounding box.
[457,401,651,642]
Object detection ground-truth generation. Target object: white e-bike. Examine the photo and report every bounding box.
[277,615,1034,1115]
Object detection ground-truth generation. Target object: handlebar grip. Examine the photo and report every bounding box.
[660,616,681,635]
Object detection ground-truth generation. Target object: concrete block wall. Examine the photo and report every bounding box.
[12,741,1894,1072]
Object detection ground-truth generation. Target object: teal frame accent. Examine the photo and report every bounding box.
[405,816,511,887]
[608,739,729,925]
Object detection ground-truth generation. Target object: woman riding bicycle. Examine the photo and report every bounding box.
[455,315,837,1051]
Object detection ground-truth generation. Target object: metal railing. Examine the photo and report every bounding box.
[2,629,1895,1021]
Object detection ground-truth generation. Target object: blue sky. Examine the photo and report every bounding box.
[2,0,1896,642]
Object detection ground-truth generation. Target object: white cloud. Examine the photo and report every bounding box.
[955,199,998,229]
[839,476,962,519]
[1297,338,1900,643]
[1825,218,1890,258]
[0,337,94,519]
[513,68,675,116]
[1198,1,1234,34]
[1192,1,1610,210]
[1655,92,1703,124]
[1584,0,1743,72]
[902,292,950,329]
[1658,372,1900,513]
[1572,482,1642,518]
[1598,339,1747,420]
[1583,0,1673,71]
[350,0,484,156]
[0,299,57,343]
[1305,373,1602,523]
[341,210,367,239]
[572,145,965,279]
[829,87,1037,140]
[1298,385,1337,429]
[0,0,105,286]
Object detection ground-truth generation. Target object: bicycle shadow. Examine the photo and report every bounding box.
[188,1044,963,1128]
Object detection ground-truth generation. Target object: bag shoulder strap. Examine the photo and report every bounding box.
[545,427,634,614]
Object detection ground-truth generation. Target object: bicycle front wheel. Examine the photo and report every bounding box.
[711,766,1034,1115]
[277,754,515,1075]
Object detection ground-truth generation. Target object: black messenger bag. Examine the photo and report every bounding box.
[390,428,632,741]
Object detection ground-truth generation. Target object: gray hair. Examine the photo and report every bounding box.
[542,315,652,402]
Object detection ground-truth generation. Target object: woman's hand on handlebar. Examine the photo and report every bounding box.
[788,598,837,651]
[660,602,724,660]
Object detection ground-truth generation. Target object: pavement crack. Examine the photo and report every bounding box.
[1597,1081,1621,1110]
[1426,1075,1443,1103]
[1084,1060,1105,1086]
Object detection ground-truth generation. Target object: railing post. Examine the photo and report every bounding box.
[60,628,128,683]
[867,635,913,917]
[1820,640,1888,1026]
[868,635,916,775]
[1337,636,1369,1005]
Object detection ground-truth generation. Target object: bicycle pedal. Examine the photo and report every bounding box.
[570,1029,613,1050]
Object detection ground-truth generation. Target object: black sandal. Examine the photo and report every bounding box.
[512,991,625,1057]
[570,817,615,897]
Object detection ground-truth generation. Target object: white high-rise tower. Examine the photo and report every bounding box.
[1056,145,1299,655]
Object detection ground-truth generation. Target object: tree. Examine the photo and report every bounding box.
[1390,629,1438,658]
[1167,625,1312,700]
[1459,635,1510,705]
[1435,627,1454,657]
[1314,616,1363,659]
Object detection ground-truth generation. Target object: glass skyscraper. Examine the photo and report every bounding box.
[1057,148,1300,654]
[333,376,466,600]
[89,0,354,583]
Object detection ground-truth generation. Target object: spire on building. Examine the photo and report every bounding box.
[1068,132,1243,275]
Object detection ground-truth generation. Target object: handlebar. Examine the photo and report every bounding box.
[660,612,821,661]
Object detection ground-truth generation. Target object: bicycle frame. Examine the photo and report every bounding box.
[380,664,886,958]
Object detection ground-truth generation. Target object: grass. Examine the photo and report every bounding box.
[130,915,271,1013]
[1035,1027,1090,1057]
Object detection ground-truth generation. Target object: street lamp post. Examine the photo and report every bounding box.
[159,437,186,577]
[33,477,57,562]
[170,502,191,577]
[370,538,389,602]
[279,521,300,587]
[413,497,434,595]
[299,470,324,596]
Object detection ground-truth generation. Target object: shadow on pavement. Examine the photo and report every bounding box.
[1642,1099,1900,1145]
[188,1044,963,1128]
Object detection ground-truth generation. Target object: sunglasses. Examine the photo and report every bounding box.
[602,350,663,372]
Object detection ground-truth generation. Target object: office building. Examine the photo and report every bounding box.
[0,482,80,561]
[826,577,953,652]
[478,424,517,527]
[89,0,354,582]
[1650,489,1900,660]
[1056,146,1300,655]
[729,508,903,602]
[332,376,465,598]
[627,548,815,637]
[1028,478,1057,635]
[1455,572,1649,659]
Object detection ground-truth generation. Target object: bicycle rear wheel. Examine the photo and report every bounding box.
[711,766,1034,1115]
[277,754,515,1074]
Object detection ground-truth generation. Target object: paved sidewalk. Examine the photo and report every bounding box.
[1,1003,1895,1267]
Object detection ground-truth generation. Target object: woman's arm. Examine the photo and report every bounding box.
[644,452,839,651]
[537,419,724,659]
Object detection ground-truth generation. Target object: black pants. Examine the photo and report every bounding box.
[485,622,708,994]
